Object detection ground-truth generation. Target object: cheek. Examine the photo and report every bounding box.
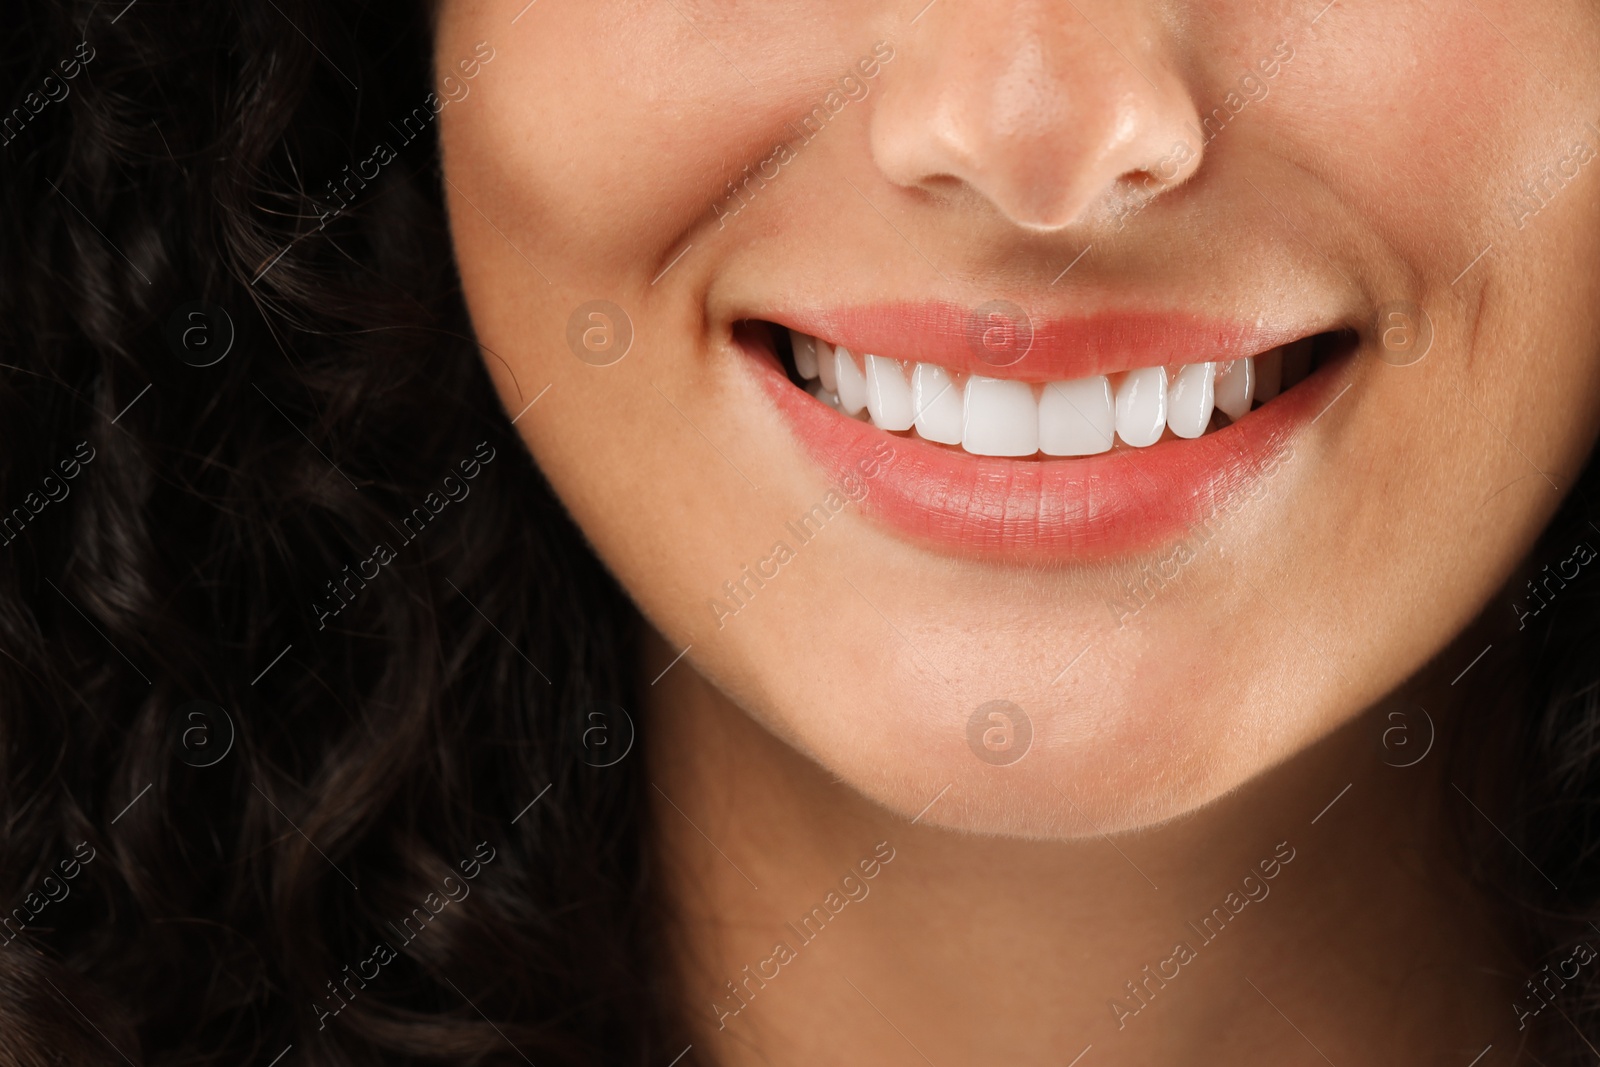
[441,12,694,324]
[434,0,891,611]
[1253,0,1600,551]
[437,0,888,289]
[1267,1,1598,280]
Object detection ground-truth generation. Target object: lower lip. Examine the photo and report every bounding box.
[749,347,1344,561]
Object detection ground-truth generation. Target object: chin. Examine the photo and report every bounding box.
[718,613,1340,841]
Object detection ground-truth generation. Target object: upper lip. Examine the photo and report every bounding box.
[764,301,1336,381]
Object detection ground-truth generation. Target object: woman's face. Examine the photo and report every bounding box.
[436,0,1600,835]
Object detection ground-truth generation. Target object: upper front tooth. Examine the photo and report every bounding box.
[912,363,963,444]
[1214,357,1254,420]
[816,339,839,393]
[865,354,915,431]
[793,332,820,380]
[1114,366,1167,447]
[834,345,868,415]
[1166,362,1216,439]
[963,376,1038,457]
[1038,376,1114,456]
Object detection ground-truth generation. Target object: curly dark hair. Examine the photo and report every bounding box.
[4,1,1600,1065]
[0,1,691,1064]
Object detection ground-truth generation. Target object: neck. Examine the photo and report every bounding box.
[644,630,1522,1065]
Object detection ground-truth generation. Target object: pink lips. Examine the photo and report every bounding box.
[746,302,1345,560]
[774,302,1317,381]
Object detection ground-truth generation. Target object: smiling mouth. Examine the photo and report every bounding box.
[737,303,1357,559]
[766,324,1355,458]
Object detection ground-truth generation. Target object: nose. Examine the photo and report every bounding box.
[869,2,1203,231]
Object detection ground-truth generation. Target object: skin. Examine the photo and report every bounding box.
[435,0,1600,1061]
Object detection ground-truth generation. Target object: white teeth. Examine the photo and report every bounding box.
[1214,358,1255,420]
[912,363,963,445]
[963,376,1038,457]
[865,353,916,431]
[1114,366,1167,448]
[1038,376,1114,456]
[786,329,1308,456]
[834,345,868,415]
[1255,349,1282,403]
[1166,362,1216,440]
[816,339,838,393]
[793,333,819,380]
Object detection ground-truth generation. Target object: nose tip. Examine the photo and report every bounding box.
[868,4,1203,231]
